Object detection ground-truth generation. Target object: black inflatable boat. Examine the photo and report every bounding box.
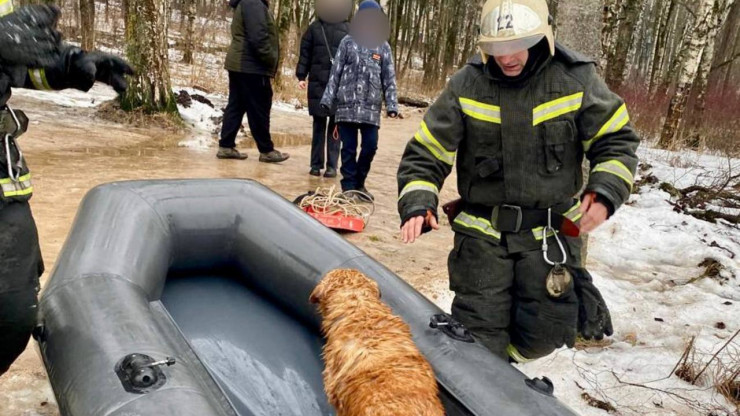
[36,180,577,416]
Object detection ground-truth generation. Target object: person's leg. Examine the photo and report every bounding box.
[448,234,515,360]
[338,123,359,191]
[326,116,340,171]
[310,116,328,172]
[0,203,43,376]
[242,75,276,154]
[355,124,379,189]
[219,71,247,149]
[509,235,581,362]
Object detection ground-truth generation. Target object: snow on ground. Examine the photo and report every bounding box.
[175,86,308,150]
[10,83,118,109]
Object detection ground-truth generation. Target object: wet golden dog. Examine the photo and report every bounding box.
[309,269,445,416]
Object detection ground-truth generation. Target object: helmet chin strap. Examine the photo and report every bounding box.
[480,49,490,64]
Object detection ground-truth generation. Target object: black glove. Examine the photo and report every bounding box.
[60,49,133,93]
[571,267,614,341]
[83,51,134,93]
[0,5,62,68]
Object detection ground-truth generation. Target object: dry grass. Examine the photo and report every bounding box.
[672,332,740,411]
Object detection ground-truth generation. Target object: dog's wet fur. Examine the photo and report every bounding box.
[310,269,445,416]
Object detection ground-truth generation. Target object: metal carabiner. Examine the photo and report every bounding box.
[541,208,568,266]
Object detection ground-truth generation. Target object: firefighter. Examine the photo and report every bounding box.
[0,2,132,376]
[397,0,636,362]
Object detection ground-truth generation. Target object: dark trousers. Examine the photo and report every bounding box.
[310,116,340,170]
[448,233,581,361]
[0,202,43,376]
[219,71,275,154]
[337,122,379,191]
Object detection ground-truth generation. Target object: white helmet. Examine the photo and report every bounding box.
[478,0,554,58]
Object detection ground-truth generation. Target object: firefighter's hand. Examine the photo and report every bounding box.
[401,212,439,244]
[579,193,609,234]
[62,50,133,93]
[0,5,62,68]
[85,51,134,93]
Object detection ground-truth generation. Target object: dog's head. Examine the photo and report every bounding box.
[309,269,381,305]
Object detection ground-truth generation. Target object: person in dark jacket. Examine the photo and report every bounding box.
[320,0,398,201]
[296,10,349,178]
[0,2,132,376]
[218,0,289,163]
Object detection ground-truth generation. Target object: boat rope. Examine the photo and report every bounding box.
[298,186,375,225]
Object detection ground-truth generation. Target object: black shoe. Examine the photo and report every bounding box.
[309,168,321,177]
[324,167,337,178]
[357,186,374,202]
[216,147,248,160]
[259,150,290,163]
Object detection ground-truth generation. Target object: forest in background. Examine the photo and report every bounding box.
[12,0,740,154]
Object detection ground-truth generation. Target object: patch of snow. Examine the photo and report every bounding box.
[10,83,118,108]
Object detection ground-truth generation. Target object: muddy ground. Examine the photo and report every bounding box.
[0,93,462,415]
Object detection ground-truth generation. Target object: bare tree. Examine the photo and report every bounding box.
[686,0,736,145]
[181,0,196,64]
[120,0,178,114]
[604,0,644,89]
[658,0,715,148]
[79,0,95,50]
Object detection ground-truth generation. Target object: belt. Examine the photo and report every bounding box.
[466,200,575,234]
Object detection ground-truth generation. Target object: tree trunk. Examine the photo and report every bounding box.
[272,0,291,90]
[658,0,715,149]
[120,0,178,114]
[686,0,736,146]
[649,0,677,94]
[604,0,643,89]
[601,0,621,69]
[79,0,95,50]
[182,0,196,64]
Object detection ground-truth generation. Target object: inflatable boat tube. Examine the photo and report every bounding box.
[37,180,577,416]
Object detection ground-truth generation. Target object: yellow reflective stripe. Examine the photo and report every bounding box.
[563,200,583,223]
[532,226,556,241]
[2,186,33,197]
[459,97,501,124]
[414,121,455,166]
[453,212,501,239]
[0,0,13,17]
[532,201,582,240]
[592,160,634,189]
[583,104,630,152]
[507,344,534,363]
[0,173,31,184]
[533,92,584,126]
[399,180,439,201]
[0,173,32,197]
[28,69,53,91]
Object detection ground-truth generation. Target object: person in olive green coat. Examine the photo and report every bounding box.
[218,0,289,163]
[398,0,637,363]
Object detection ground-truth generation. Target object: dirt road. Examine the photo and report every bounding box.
[0,94,459,416]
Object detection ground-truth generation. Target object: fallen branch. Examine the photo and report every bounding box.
[398,96,430,108]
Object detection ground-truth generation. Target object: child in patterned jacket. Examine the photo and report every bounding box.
[320,0,398,201]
